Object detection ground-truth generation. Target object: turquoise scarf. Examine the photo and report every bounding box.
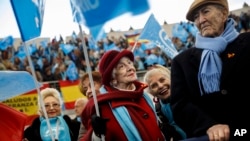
[100,86,156,140]
[195,18,239,95]
[160,101,187,139]
[40,116,71,141]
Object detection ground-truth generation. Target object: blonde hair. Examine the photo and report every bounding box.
[78,71,102,95]
[143,65,171,92]
[37,88,63,115]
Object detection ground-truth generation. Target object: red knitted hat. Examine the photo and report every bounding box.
[98,50,134,86]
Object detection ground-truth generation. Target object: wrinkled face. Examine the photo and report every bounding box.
[148,73,170,100]
[113,57,137,87]
[74,101,85,117]
[193,4,227,37]
[43,96,61,118]
[82,78,101,99]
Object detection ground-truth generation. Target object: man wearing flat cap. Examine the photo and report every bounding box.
[170,0,250,141]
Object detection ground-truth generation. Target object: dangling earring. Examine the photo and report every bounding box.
[153,97,159,103]
[112,80,117,86]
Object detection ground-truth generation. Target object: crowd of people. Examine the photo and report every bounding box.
[1,0,250,140]
[0,7,248,84]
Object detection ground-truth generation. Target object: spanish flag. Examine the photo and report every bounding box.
[59,80,84,110]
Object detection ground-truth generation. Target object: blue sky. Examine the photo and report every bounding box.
[0,0,248,39]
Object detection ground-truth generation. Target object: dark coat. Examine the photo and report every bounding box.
[170,32,250,141]
[24,115,80,141]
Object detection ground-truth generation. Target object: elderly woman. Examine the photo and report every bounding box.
[143,64,186,141]
[81,50,165,141]
[23,88,80,141]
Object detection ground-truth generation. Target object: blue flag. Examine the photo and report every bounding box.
[40,39,48,49]
[138,14,178,59]
[88,36,99,51]
[104,43,120,52]
[70,0,150,27]
[15,45,27,60]
[66,62,79,81]
[10,0,45,42]
[89,25,106,42]
[0,35,14,50]
[59,44,74,55]
[141,42,157,50]
[29,43,37,54]
[172,23,189,43]
[0,71,42,101]
[70,0,84,24]
[187,23,199,37]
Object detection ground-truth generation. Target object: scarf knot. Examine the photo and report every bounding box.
[195,18,239,95]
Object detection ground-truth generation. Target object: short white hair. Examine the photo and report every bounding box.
[143,65,171,93]
[37,88,63,115]
[74,97,88,106]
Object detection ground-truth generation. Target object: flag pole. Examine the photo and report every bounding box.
[23,41,55,141]
[131,40,138,52]
[78,24,105,141]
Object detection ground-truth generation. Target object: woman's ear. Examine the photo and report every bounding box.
[111,79,117,87]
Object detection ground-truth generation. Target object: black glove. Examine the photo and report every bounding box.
[91,114,109,137]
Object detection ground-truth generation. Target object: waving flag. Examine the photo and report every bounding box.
[138,14,178,59]
[0,35,14,50]
[59,44,74,55]
[70,0,150,27]
[187,23,199,37]
[172,23,189,43]
[0,71,42,102]
[0,103,28,141]
[15,45,27,60]
[66,62,79,81]
[88,36,99,51]
[89,24,106,42]
[141,42,157,50]
[40,39,48,48]
[28,43,38,55]
[10,0,45,42]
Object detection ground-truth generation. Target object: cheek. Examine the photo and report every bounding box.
[149,89,158,96]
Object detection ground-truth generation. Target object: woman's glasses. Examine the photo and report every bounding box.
[44,103,60,109]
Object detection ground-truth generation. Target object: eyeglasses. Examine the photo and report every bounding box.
[44,103,60,109]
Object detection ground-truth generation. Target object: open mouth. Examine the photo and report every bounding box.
[159,88,168,96]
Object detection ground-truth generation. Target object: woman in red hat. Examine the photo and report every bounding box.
[81,49,165,141]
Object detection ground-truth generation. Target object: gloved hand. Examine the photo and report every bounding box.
[91,114,109,137]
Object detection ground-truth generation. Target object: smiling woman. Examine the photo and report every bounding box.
[143,64,187,141]
[23,87,81,141]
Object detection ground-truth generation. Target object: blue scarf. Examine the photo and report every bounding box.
[100,86,156,141]
[195,18,239,95]
[160,101,187,139]
[40,116,71,141]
